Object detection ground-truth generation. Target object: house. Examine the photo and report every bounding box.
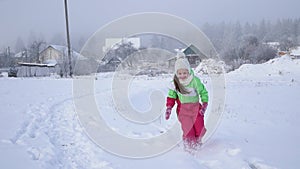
[39,45,85,64]
[168,44,206,68]
[38,45,95,75]
[98,57,122,72]
[278,51,288,56]
[4,45,96,77]
[99,38,140,72]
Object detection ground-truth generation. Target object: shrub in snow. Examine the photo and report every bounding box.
[195,59,228,75]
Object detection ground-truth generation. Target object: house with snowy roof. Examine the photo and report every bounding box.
[39,45,86,64]
[15,45,93,77]
[97,57,122,72]
[38,45,97,75]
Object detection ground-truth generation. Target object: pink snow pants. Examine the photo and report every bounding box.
[177,102,206,143]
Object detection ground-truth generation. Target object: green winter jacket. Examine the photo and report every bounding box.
[168,71,208,104]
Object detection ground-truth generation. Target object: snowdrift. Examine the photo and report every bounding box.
[227,55,300,80]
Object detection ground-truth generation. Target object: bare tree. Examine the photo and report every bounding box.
[28,41,46,63]
[250,45,277,63]
[279,36,295,51]
[0,47,14,68]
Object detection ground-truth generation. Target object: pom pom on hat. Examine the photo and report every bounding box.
[175,52,191,74]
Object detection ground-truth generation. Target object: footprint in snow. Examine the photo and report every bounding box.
[226,147,241,156]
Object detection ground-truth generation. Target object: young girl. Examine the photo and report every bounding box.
[165,52,208,148]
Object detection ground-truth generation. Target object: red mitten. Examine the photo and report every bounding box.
[200,102,208,116]
[165,107,172,120]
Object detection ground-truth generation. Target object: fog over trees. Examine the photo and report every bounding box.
[1,18,300,71]
[201,18,300,69]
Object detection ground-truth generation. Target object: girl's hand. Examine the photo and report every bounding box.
[200,102,208,116]
[165,107,172,120]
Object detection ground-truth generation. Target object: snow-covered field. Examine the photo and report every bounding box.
[1,55,300,169]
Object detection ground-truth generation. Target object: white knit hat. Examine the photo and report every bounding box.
[174,52,190,74]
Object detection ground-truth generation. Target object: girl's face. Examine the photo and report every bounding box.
[176,69,189,80]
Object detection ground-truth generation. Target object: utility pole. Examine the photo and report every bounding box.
[64,0,72,77]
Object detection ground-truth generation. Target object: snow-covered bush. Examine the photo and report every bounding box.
[195,59,228,75]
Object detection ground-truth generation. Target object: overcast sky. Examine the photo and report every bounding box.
[1,0,300,49]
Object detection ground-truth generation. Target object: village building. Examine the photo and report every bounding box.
[14,45,90,77]
[168,44,206,68]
